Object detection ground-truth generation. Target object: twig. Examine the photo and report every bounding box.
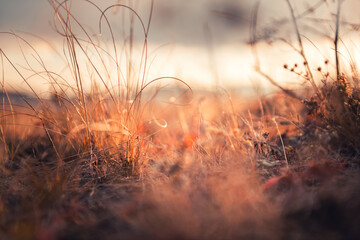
[285,0,322,98]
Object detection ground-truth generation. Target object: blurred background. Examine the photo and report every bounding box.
[0,0,359,95]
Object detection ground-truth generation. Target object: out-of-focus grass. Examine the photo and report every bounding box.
[0,0,360,239]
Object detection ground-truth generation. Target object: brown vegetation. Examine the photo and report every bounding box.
[1,0,360,239]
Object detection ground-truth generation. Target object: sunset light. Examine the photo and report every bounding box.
[1,1,360,239]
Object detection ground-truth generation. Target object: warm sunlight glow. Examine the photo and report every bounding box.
[1,1,360,239]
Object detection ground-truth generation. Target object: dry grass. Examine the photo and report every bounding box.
[0,0,360,239]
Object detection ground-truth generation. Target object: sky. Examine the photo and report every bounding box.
[0,0,360,95]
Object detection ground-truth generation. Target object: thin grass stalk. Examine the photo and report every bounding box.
[2,32,78,115]
[0,50,63,175]
[52,0,118,105]
[0,53,12,163]
[64,19,93,159]
[137,0,154,116]
[285,0,322,98]
[335,0,342,78]
[250,1,301,100]
[100,3,148,127]
[97,3,125,107]
[129,2,135,97]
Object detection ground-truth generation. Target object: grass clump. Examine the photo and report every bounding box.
[304,72,360,156]
[303,73,360,156]
[0,0,360,239]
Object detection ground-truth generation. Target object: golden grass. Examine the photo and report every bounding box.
[0,0,360,239]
